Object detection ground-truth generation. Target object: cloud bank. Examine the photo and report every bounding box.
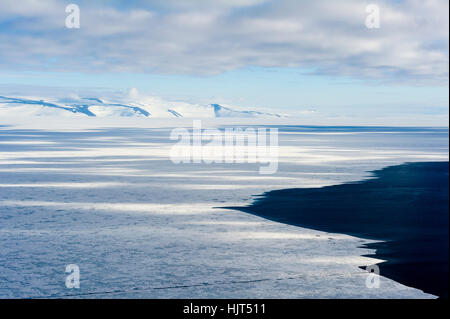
[0,0,448,83]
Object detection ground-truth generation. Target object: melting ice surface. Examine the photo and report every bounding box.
[0,121,448,298]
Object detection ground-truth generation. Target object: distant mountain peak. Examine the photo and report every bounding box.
[211,103,281,118]
[0,95,282,118]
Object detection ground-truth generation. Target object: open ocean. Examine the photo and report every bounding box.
[229,161,449,297]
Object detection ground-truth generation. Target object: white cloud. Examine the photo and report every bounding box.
[0,0,447,83]
[128,87,139,100]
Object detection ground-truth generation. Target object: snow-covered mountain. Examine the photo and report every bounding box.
[212,104,281,118]
[0,94,281,118]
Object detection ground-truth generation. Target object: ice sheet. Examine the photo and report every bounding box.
[0,121,448,298]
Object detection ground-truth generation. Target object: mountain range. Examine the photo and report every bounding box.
[0,95,281,118]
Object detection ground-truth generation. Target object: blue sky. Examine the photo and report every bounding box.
[0,0,448,121]
[1,68,447,117]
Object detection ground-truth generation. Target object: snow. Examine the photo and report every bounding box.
[212,104,281,118]
[0,94,280,118]
[0,119,447,298]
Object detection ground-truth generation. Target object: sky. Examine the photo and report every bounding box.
[0,0,448,122]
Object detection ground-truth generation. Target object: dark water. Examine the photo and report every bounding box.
[228,162,449,298]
